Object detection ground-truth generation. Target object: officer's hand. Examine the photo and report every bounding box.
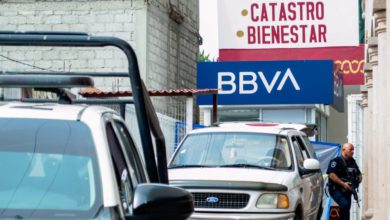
[343,182,352,191]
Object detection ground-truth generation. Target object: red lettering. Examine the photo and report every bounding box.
[261,3,268,21]
[269,3,277,21]
[290,25,299,43]
[279,3,287,21]
[262,26,271,44]
[287,3,296,21]
[271,26,280,44]
[306,2,315,20]
[281,25,288,43]
[245,24,326,45]
[309,25,317,42]
[249,2,324,23]
[316,2,325,20]
[251,4,259,22]
[300,25,307,42]
[297,2,305,20]
[247,26,256,44]
[319,24,327,42]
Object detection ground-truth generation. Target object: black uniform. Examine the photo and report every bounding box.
[327,156,361,220]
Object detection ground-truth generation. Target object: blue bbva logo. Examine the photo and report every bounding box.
[206,197,219,203]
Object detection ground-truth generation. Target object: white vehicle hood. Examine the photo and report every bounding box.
[169,167,290,185]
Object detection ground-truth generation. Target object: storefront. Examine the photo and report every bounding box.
[197,60,333,142]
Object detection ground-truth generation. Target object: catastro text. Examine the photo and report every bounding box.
[248,1,327,45]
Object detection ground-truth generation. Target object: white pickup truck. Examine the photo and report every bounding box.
[169,122,323,220]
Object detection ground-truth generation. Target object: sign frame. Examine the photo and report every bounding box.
[197,60,334,105]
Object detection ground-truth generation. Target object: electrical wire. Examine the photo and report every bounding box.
[0,54,61,73]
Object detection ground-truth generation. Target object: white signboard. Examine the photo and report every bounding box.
[218,0,359,49]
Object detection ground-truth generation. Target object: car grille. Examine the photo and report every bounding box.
[192,192,250,209]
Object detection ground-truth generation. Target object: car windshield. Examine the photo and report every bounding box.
[170,132,292,170]
[0,118,102,219]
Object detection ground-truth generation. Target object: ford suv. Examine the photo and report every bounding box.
[168,122,323,220]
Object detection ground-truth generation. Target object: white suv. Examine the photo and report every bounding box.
[0,31,193,220]
[0,102,193,220]
[169,122,323,220]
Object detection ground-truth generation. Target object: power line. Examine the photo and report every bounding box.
[0,54,60,72]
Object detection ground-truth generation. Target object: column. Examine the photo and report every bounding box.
[362,65,373,219]
[367,37,379,219]
[202,107,211,126]
[186,96,194,132]
[376,10,387,220]
[385,3,390,218]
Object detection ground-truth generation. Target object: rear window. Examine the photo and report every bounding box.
[170,132,292,170]
[0,118,102,219]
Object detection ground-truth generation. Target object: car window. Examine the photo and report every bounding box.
[112,120,146,185]
[292,137,304,168]
[301,135,317,159]
[0,118,102,219]
[170,132,292,170]
[171,133,211,165]
[291,135,311,169]
[106,122,133,214]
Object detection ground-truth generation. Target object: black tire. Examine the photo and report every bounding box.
[316,202,323,220]
[294,208,303,220]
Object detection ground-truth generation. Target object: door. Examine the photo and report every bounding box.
[301,135,323,216]
[105,115,147,217]
[291,134,321,219]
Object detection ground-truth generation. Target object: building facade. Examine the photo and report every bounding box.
[361,0,387,219]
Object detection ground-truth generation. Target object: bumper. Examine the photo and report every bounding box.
[189,212,295,220]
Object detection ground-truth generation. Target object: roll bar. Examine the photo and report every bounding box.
[0,31,166,183]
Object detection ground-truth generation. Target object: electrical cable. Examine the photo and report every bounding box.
[0,54,60,73]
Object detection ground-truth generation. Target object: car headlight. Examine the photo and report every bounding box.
[256,193,289,209]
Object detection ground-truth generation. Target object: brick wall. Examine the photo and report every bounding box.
[146,0,199,118]
[0,0,142,93]
[0,0,199,104]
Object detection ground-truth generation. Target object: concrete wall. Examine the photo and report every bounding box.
[0,0,199,112]
[146,0,198,90]
[0,0,136,91]
[144,0,199,115]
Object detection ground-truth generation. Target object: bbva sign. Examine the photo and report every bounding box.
[197,60,333,105]
[218,68,300,94]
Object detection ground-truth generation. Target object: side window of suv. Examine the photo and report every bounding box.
[291,136,311,169]
[301,135,317,159]
[112,120,146,186]
[106,122,134,213]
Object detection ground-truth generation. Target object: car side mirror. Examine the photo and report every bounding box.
[299,159,321,175]
[127,183,194,220]
[303,158,321,170]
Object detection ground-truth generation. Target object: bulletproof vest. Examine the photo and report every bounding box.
[329,157,359,189]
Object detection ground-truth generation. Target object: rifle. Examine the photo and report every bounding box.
[348,181,360,207]
[343,168,361,207]
[339,157,361,207]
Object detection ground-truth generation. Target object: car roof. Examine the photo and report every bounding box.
[0,102,116,121]
[188,122,309,135]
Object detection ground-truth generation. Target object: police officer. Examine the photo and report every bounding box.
[327,143,362,220]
